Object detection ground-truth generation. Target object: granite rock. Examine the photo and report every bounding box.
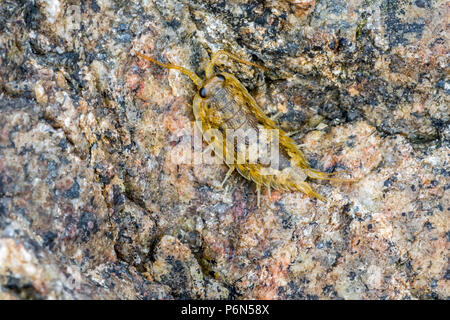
[0,0,448,299]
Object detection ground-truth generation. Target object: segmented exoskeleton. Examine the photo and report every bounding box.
[137,50,347,206]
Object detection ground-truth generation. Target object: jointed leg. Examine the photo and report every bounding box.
[205,50,268,78]
[256,184,261,208]
[220,165,236,187]
[285,130,302,137]
[270,111,283,122]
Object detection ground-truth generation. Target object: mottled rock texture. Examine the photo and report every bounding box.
[0,0,448,299]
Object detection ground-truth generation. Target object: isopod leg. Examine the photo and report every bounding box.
[205,50,268,78]
[285,130,302,137]
[270,111,283,121]
[267,184,271,198]
[256,184,261,208]
[220,165,236,187]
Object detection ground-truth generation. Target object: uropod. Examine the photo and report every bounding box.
[136,50,350,207]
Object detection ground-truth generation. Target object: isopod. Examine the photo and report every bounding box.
[136,50,349,207]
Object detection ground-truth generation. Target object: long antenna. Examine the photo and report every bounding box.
[136,52,203,88]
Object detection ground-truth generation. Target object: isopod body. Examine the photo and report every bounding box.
[137,50,345,206]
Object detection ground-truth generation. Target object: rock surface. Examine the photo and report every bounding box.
[0,0,448,299]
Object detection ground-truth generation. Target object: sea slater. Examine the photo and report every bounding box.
[137,50,350,206]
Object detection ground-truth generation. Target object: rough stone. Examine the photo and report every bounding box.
[0,0,448,299]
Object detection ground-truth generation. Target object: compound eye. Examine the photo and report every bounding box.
[199,87,207,98]
[217,74,225,81]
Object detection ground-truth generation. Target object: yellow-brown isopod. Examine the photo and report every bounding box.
[136,50,347,207]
